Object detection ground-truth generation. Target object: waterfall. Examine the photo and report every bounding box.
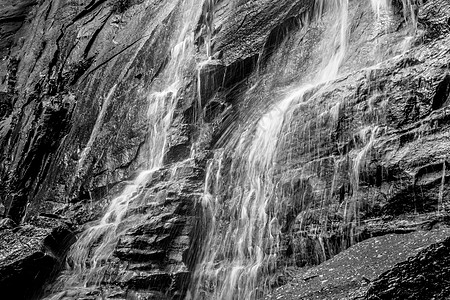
[190,1,350,299]
[43,0,423,299]
[45,0,203,297]
[190,0,420,299]
[67,85,179,287]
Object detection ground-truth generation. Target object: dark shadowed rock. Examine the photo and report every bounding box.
[0,216,74,299]
[0,0,37,56]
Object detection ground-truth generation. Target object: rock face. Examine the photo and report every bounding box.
[0,0,37,57]
[365,235,450,300]
[0,0,450,299]
[40,160,204,299]
[0,216,74,300]
[268,227,450,300]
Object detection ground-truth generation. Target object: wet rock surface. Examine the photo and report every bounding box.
[0,0,450,299]
[272,31,450,265]
[268,227,450,300]
[0,0,37,57]
[0,216,74,300]
[42,160,204,300]
[365,234,450,300]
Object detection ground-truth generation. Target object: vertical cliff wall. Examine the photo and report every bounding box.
[0,0,450,299]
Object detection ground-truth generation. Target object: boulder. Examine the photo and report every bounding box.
[268,228,450,300]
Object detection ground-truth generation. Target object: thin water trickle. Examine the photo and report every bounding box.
[67,84,179,287]
[371,0,390,20]
[370,0,393,38]
[317,0,348,82]
[401,0,420,30]
[69,169,155,282]
[353,126,382,191]
[204,0,215,58]
[438,159,446,214]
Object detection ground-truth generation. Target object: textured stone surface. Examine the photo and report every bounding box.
[365,235,450,300]
[267,227,450,300]
[1,0,450,299]
[0,216,74,299]
[0,0,37,57]
[42,159,203,299]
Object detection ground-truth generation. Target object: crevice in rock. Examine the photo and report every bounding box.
[72,0,109,23]
[432,74,450,110]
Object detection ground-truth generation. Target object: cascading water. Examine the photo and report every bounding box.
[371,0,390,19]
[42,0,423,299]
[46,0,204,298]
[66,85,178,287]
[190,0,420,299]
[190,1,350,299]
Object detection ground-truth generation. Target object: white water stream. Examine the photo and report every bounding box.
[190,0,419,299]
[191,1,350,299]
[47,0,421,299]
[48,0,203,296]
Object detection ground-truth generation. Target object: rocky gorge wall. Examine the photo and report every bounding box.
[0,0,450,299]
